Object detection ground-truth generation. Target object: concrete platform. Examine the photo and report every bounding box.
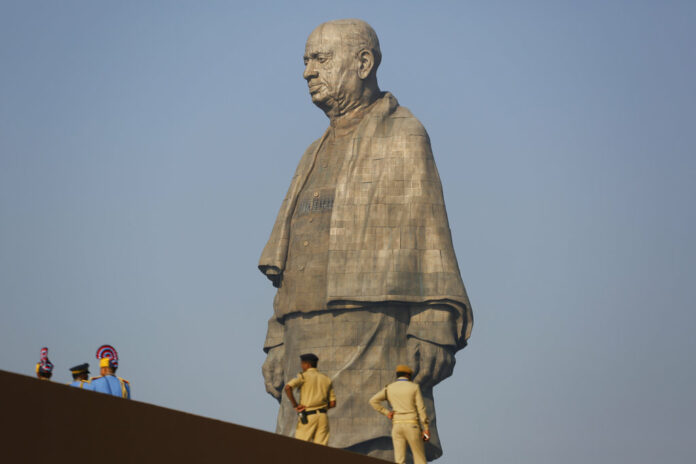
[0,369,386,463]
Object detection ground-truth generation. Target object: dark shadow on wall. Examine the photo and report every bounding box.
[0,369,386,463]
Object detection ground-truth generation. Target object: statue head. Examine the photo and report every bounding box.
[303,19,382,119]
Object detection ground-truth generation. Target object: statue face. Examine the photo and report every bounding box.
[303,24,363,115]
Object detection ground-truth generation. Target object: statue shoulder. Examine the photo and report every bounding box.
[387,106,428,138]
[305,135,325,154]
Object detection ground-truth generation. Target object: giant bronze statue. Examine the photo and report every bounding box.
[259,19,473,461]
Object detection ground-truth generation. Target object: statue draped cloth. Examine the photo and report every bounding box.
[259,92,472,460]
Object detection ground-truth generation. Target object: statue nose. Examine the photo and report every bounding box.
[303,64,318,80]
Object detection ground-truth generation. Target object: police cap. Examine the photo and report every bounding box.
[299,353,319,363]
[395,364,413,375]
[69,363,90,375]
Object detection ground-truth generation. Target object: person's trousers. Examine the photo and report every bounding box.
[295,411,329,445]
[392,422,426,464]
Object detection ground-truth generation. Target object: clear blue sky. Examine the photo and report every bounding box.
[1,1,694,463]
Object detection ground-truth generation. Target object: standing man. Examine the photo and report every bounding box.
[259,18,473,460]
[369,365,429,464]
[68,363,93,390]
[284,353,336,445]
[90,345,131,399]
[35,347,53,381]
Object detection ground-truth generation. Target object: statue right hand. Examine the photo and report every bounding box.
[261,345,285,402]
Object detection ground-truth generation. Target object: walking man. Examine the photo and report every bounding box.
[370,365,430,464]
[284,353,336,445]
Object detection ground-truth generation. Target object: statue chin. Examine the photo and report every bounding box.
[310,96,334,115]
[308,90,343,116]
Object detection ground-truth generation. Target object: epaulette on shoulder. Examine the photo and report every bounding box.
[119,377,130,384]
[90,376,102,380]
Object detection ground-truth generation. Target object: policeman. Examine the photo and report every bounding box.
[90,345,131,399]
[369,365,430,464]
[68,363,93,390]
[283,353,336,445]
[35,347,53,381]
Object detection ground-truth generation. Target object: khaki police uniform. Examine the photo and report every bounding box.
[370,377,429,464]
[286,367,335,445]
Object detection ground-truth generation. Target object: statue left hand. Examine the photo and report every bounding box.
[407,337,456,389]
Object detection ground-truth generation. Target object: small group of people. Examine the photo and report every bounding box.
[285,353,429,464]
[35,344,131,399]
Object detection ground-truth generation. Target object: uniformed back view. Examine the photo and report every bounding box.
[68,363,93,390]
[35,347,53,381]
[90,344,131,399]
[369,365,430,464]
[283,353,336,445]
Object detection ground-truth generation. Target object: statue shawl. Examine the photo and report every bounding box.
[259,92,472,348]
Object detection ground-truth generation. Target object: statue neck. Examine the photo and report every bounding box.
[328,85,381,128]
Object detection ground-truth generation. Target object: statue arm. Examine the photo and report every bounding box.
[407,304,460,347]
[259,265,283,287]
[263,316,284,353]
[259,136,326,286]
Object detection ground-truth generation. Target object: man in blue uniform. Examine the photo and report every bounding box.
[36,347,53,381]
[68,363,93,390]
[90,344,131,399]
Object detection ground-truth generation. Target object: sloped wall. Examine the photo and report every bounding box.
[0,369,385,463]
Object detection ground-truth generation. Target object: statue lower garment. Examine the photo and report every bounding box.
[272,305,446,461]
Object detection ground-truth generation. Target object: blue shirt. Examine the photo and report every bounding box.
[69,380,94,390]
[91,375,131,398]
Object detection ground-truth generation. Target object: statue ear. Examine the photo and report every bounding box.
[357,49,375,80]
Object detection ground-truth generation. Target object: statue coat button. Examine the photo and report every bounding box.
[303,240,309,247]
[313,191,319,197]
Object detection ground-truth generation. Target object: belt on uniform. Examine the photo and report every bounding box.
[304,408,327,415]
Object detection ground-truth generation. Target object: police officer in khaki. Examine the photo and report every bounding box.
[369,365,430,464]
[284,353,336,445]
